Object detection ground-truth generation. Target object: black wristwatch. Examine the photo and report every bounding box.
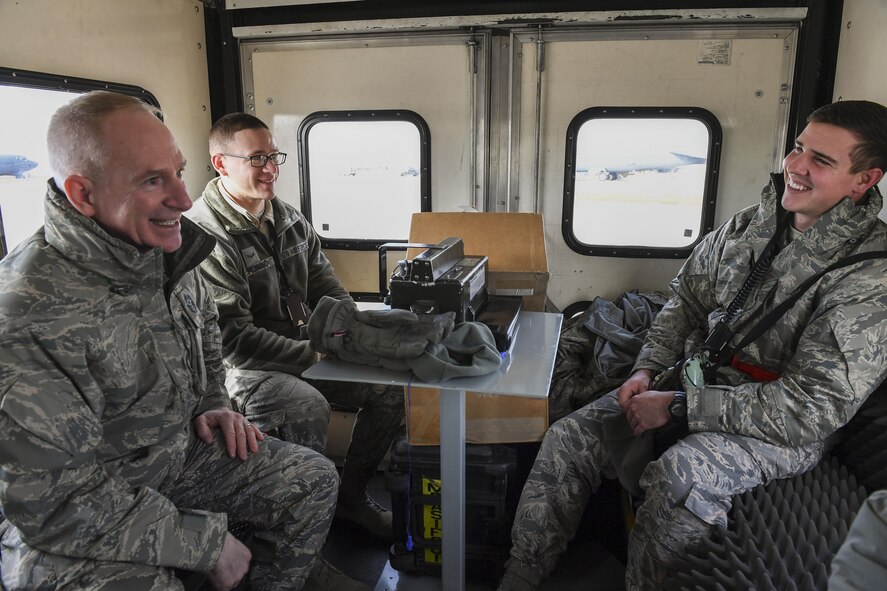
[668,391,687,420]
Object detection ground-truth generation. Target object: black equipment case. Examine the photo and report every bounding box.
[385,437,519,583]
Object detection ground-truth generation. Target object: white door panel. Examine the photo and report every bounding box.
[246,36,483,214]
[241,25,795,306]
[511,29,795,308]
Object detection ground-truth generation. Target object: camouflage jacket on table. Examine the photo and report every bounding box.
[186,178,351,376]
[632,180,887,448]
[0,181,231,572]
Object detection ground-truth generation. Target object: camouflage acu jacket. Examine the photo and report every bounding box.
[0,182,230,572]
[633,180,887,448]
[187,178,350,375]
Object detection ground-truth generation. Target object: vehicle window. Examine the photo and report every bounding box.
[298,111,430,248]
[0,68,159,258]
[563,106,721,258]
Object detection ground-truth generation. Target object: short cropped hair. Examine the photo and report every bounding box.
[808,100,887,174]
[47,91,161,185]
[208,113,270,155]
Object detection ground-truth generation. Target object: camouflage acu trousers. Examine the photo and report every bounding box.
[226,369,332,453]
[0,431,338,591]
[226,369,404,501]
[506,390,823,590]
[306,377,404,501]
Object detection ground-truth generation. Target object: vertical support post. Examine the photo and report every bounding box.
[532,25,545,213]
[439,388,466,591]
[467,33,478,210]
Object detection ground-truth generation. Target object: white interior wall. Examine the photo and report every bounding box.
[513,33,792,308]
[834,0,887,222]
[249,40,474,213]
[834,0,887,107]
[0,0,214,199]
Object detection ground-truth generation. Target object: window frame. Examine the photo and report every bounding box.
[0,66,160,110]
[562,105,722,259]
[297,109,431,251]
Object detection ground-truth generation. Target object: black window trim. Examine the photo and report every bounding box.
[562,105,722,259]
[297,109,431,251]
[0,66,161,110]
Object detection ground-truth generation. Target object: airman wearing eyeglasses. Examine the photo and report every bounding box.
[187,114,403,547]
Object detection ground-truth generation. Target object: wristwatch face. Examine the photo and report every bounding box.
[668,396,687,419]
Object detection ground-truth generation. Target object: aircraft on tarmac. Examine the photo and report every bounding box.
[0,155,38,179]
[586,151,707,181]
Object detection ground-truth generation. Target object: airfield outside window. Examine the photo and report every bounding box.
[562,106,722,258]
[0,67,158,259]
[298,110,430,249]
[0,84,74,256]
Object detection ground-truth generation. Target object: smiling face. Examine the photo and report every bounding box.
[781,121,881,231]
[211,127,280,215]
[65,108,192,253]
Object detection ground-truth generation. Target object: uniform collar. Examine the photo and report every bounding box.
[757,179,884,259]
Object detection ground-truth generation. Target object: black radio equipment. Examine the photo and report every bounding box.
[379,237,521,352]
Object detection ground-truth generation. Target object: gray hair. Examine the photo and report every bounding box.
[47,91,161,185]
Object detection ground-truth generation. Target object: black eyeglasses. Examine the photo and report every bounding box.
[221,152,287,167]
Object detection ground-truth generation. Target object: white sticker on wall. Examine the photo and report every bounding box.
[698,40,732,65]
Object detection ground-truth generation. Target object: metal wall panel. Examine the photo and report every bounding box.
[509,27,796,307]
[244,33,488,292]
[239,19,798,305]
[245,34,486,212]
[834,0,887,223]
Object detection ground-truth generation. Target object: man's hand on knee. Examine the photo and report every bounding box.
[618,369,654,410]
[195,409,265,460]
[208,533,252,590]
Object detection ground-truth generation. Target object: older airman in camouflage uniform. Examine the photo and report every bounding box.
[0,92,339,590]
[500,100,887,591]
[186,113,402,539]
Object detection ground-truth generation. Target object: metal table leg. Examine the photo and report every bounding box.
[439,387,466,590]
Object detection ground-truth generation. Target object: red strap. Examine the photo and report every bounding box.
[730,355,780,382]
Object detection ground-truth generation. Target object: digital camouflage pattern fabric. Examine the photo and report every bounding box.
[504,180,887,591]
[188,178,404,505]
[188,177,348,375]
[634,182,887,447]
[0,183,338,589]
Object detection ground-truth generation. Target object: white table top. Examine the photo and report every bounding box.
[302,310,562,398]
